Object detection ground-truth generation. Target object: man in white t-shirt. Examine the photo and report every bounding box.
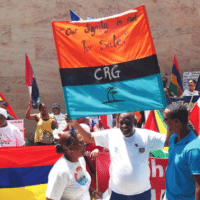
[66,113,167,200]
[0,108,24,147]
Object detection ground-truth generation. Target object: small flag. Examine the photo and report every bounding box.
[169,55,183,97]
[69,9,81,21]
[0,92,18,119]
[189,97,200,135]
[25,54,40,109]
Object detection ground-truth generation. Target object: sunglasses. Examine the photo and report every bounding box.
[164,117,172,121]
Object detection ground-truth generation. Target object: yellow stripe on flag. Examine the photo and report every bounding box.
[154,110,168,152]
[154,110,167,134]
[0,184,47,200]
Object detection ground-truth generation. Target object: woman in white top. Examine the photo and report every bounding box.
[181,79,199,97]
[46,130,102,200]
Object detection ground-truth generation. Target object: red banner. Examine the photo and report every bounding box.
[96,152,168,200]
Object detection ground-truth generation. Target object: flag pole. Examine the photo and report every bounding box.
[188,94,194,111]
[28,86,32,99]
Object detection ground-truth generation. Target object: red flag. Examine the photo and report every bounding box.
[0,92,18,119]
[189,98,200,135]
[25,53,33,86]
[144,110,159,132]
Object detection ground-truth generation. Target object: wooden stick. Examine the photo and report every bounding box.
[188,94,194,111]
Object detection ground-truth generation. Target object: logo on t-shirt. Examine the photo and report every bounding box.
[74,166,88,186]
[0,133,11,146]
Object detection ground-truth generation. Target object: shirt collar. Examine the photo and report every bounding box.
[174,130,196,145]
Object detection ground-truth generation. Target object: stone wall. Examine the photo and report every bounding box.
[1,0,200,142]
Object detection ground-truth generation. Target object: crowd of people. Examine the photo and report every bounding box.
[1,78,200,199]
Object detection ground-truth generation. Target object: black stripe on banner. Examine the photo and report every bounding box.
[60,54,160,86]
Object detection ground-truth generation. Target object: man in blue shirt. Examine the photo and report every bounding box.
[164,103,200,200]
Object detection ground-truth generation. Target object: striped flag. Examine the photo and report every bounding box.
[0,92,18,119]
[52,5,167,119]
[144,110,168,158]
[25,54,40,109]
[169,55,183,97]
[0,146,61,200]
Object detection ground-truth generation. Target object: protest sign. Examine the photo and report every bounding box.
[52,5,166,119]
[183,71,200,90]
[167,96,199,110]
[7,120,24,138]
[96,152,168,200]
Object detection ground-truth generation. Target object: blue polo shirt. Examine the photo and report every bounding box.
[165,130,200,200]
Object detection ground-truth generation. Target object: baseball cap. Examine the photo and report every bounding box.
[52,103,61,110]
[0,108,7,119]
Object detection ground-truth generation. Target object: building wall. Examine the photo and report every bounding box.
[1,0,200,142]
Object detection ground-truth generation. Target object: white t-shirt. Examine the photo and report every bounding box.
[181,90,199,97]
[46,156,91,200]
[0,123,25,147]
[92,128,166,195]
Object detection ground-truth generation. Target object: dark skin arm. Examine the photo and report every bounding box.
[89,186,102,199]
[25,100,38,121]
[193,175,200,200]
[65,115,95,144]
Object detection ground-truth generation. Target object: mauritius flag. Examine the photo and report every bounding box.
[169,55,183,97]
[52,5,167,119]
[0,146,61,200]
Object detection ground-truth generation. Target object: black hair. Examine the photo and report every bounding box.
[55,131,77,154]
[188,79,196,84]
[166,103,188,124]
[38,103,45,111]
[0,100,8,108]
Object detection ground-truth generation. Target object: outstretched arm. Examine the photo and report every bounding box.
[65,115,95,144]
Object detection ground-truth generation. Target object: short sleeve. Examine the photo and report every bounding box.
[187,148,200,175]
[147,130,166,150]
[14,127,25,146]
[46,168,68,200]
[92,129,110,148]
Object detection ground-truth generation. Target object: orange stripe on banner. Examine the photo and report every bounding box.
[52,5,156,69]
